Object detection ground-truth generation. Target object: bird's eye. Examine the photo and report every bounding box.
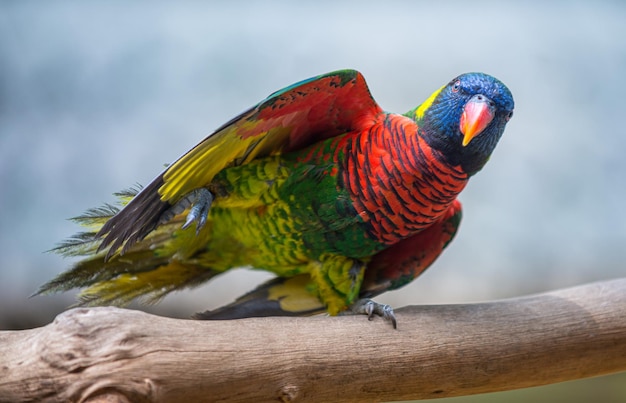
[506,110,514,121]
[452,80,461,93]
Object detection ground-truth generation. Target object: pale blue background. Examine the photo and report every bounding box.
[1,1,625,329]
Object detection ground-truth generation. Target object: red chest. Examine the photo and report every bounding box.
[343,114,468,245]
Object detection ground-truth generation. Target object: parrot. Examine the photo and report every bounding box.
[38,69,514,328]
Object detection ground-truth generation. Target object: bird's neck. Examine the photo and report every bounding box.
[344,114,469,245]
[417,118,492,177]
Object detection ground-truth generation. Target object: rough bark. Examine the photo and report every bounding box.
[1,278,625,403]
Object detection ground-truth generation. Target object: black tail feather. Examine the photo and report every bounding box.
[96,175,170,259]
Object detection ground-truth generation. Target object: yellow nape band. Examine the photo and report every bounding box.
[415,84,445,120]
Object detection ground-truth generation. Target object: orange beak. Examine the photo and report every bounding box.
[460,95,495,146]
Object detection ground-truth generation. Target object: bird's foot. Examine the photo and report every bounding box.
[181,188,214,234]
[159,188,214,234]
[345,298,397,329]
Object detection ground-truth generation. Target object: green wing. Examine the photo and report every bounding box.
[96,70,383,256]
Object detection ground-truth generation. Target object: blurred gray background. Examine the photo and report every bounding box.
[1,1,625,399]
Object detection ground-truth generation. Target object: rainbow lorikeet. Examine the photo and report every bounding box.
[39,69,514,328]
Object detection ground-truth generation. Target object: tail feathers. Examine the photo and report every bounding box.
[76,260,219,307]
[39,246,219,307]
[41,184,220,306]
[51,231,101,258]
[97,176,171,259]
[194,274,325,320]
[50,185,143,257]
[41,240,219,307]
[36,249,167,296]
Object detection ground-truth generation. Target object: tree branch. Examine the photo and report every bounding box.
[1,278,625,403]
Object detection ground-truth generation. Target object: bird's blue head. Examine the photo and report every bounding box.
[412,72,514,175]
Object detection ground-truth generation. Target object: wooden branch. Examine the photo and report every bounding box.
[1,279,625,403]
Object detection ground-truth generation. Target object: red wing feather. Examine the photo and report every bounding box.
[361,200,463,297]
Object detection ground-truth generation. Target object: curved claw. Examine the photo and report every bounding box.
[181,188,214,234]
[159,188,214,234]
[347,298,397,329]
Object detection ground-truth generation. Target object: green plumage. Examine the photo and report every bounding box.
[39,70,514,324]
